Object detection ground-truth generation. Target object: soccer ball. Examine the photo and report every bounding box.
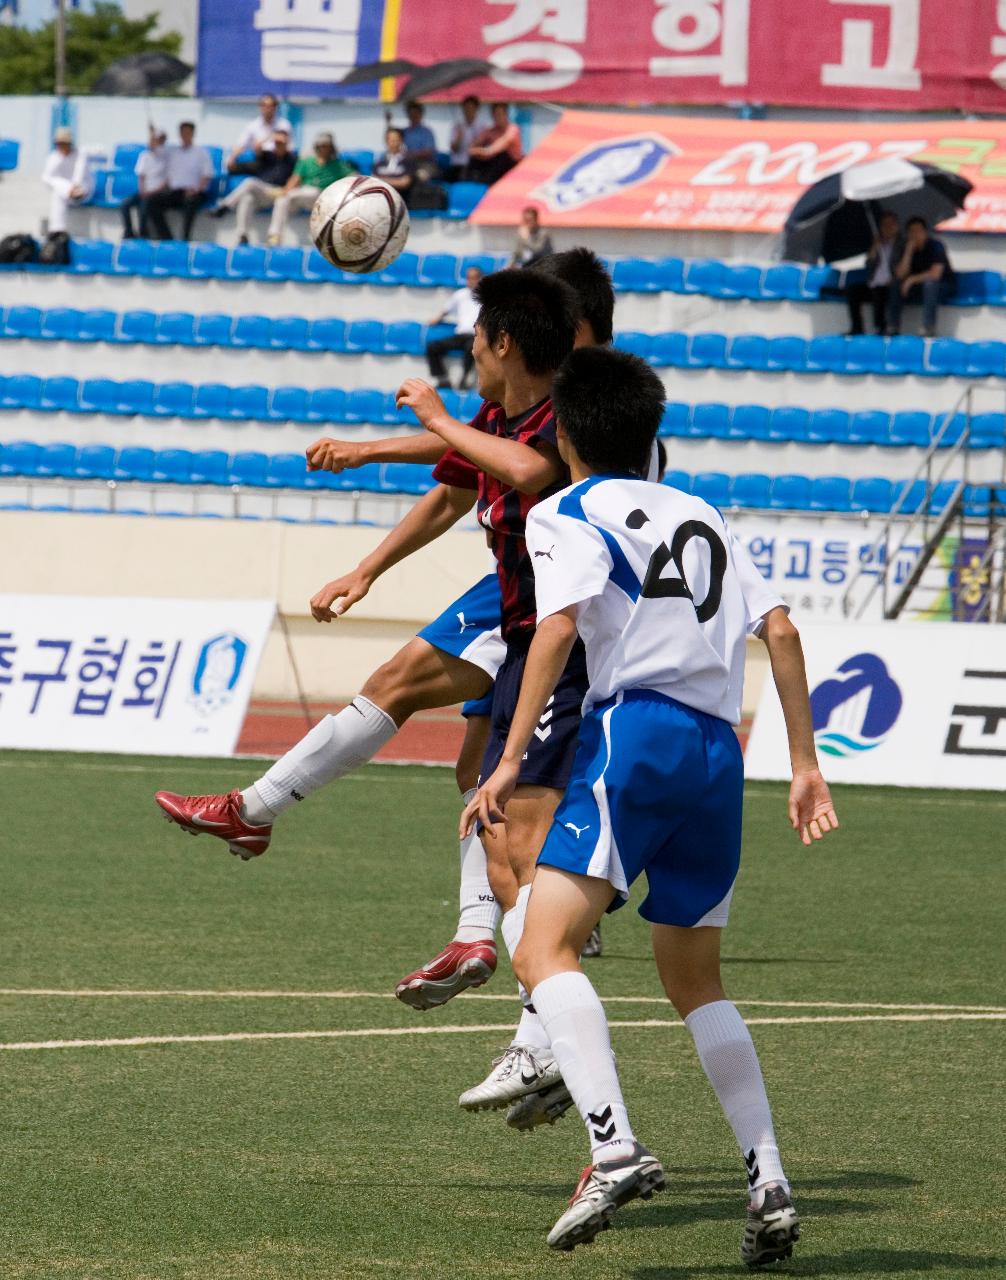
[310,174,410,274]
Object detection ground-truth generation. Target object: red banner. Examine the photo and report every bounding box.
[470,112,1006,232]
[386,0,1006,110]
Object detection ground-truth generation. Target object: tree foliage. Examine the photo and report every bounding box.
[0,2,183,95]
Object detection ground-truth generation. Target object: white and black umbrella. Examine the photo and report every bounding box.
[782,158,971,264]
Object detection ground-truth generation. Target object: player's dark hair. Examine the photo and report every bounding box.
[536,247,614,345]
[656,437,667,480]
[179,120,195,132]
[474,269,579,376]
[462,94,480,108]
[552,347,665,478]
[907,215,927,230]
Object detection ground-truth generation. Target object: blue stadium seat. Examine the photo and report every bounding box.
[69,239,115,275]
[113,239,155,276]
[192,383,231,419]
[376,251,421,287]
[953,270,999,305]
[189,243,229,279]
[884,335,925,375]
[613,331,653,359]
[344,388,386,424]
[683,260,727,296]
[334,462,386,493]
[341,149,373,174]
[2,374,42,409]
[805,335,846,373]
[934,411,966,448]
[852,476,894,513]
[194,313,233,347]
[78,309,117,342]
[303,249,343,283]
[232,314,271,349]
[653,258,685,292]
[0,441,41,476]
[417,253,459,287]
[803,265,838,299]
[228,452,269,487]
[460,253,499,279]
[111,447,153,484]
[726,334,769,370]
[78,378,117,414]
[119,379,156,416]
[458,390,481,420]
[807,408,850,444]
[229,244,268,281]
[307,317,347,352]
[40,307,81,341]
[964,485,991,517]
[265,453,309,488]
[612,259,662,293]
[809,476,852,512]
[152,381,195,418]
[74,444,116,480]
[448,183,488,218]
[382,462,436,495]
[718,264,763,299]
[926,338,968,376]
[768,406,810,442]
[770,474,812,510]
[691,471,731,507]
[964,340,1006,378]
[345,320,383,353]
[151,449,193,483]
[190,450,230,484]
[384,321,424,355]
[969,413,1006,449]
[662,469,691,492]
[847,410,890,446]
[151,240,190,277]
[86,168,116,207]
[268,316,310,351]
[760,264,805,300]
[889,411,932,448]
[270,386,311,423]
[894,479,927,514]
[35,443,77,478]
[731,404,771,440]
[229,384,270,421]
[155,311,197,346]
[687,332,728,368]
[649,332,688,367]
[731,473,772,509]
[658,402,690,437]
[204,145,225,173]
[265,246,306,282]
[928,480,958,513]
[4,305,42,339]
[113,142,144,170]
[40,376,80,412]
[765,335,807,372]
[117,310,157,344]
[692,403,731,439]
[0,138,20,171]
[844,335,886,375]
[307,387,348,423]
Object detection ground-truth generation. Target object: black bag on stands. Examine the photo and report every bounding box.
[0,233,40,264]
[408,180,449,212]
[39,231,71,265]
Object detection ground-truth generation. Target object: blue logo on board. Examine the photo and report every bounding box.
[535,134,677,212]
[810,653,902,758]
[190,632,248,716]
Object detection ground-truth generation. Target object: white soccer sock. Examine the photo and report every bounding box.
[245,696,397,819]
[454,789,501,942]
[532,970,636,1163]
[685,1000,788,1195]
[499,884,551,1053]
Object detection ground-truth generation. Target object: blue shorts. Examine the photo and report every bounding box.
[480,636,588,791]
[417,572,506,681]
[462,690,494,718]
[538,690,743,928]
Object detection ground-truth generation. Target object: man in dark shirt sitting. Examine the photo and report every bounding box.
[888,216,955,337]
[844,209,901,335]
[210,127,298,245]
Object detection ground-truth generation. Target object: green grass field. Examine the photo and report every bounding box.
[0,750,1003,1280]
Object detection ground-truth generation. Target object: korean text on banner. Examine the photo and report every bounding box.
[746,623,1006,790]
[471,113,1006,233]
[0,597,275,758]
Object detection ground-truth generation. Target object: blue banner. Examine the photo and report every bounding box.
[197,0,389,99]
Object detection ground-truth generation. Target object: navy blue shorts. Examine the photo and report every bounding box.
[480,635,588,792]
[538,690,743,928]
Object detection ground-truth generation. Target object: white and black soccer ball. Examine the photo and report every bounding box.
[309,174,410,274]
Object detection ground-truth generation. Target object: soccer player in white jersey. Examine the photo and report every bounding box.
[463,346,838,1259]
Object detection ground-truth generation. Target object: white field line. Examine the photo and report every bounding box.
[0,989,1002,1013]
[2,1012,1003,1054]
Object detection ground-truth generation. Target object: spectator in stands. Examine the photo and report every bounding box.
[425,265,482,390]
[888,216,956,337]
[210,127,298,244]
[400,100,438,171]
[373,127,414,204]
[844,210,901,335]
[509,205,554,268]
[41,126,96,234]
[465,103,523,185]
[226,93,293,172]
[120,127,168,240]
[267,131,355,246]
[447,95,485,181]
[146,121,215,241]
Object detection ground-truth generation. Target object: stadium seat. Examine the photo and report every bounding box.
[270,386,311,423]
[691,471,731,507]
[649,332,688,367]
[844,335,886,375]
[265,453,309,488]
[4,305,42,339]
[341,149,373,174]
[683,260,727,296]
[345,320,383,354]
[155,311,197,346]
[228,385,270,421]
[194,313,234,347]
[805,335,846,373]
[809,475,853,512]
[765,335,807,372]
[204,145,225,173]
[189,243,229,279]
[726,334,769,370]
[659,401,690,437]
[40,376,81,412]
[894,479,928,514]
[69,240,115,275]
[384,321,424,355]
[964,485,991,517]
[74,444,116,480]
[807,408,850,444]
[190,450,230,485]
[266,316,309,351]
[718,264,763,299]
[343,388,387,425]
[78,378,117,414]
[612,259,662,293]
[152,381,196,418]
[613,331,652,359]
[731,473,772,509]
[265,246,306,282]
[112,446,155,482]
[0,441,41,476]
[448,183,488,218]
[35,442,77,478]
[113,142,144,170]
[192,383,231,420]
[0,138,20,171]
[232,314,272,349]
[151,241,190,277]
[375,251,421,287]
[117,310,157,344]
[228,451,269,487]
[770,474,812,510]
[803,265,838,299]
[40,307,81,341]
[847,410,890,446]
[335,462,386,493]
[119,379,156,416]
[884,335,926,375]
[662,469,691,492]
[928,480,958,513]
[953,270,999,305]
[768,406,810,442]
[653,258,685,292]
[852,476,894,513]
[692,402,731,439]
[303,249,343,283]
[78,309,117,342]
[934,411,966,448]
[307,317,347,351]
[731,404,771,440]
[86,168,116,207]
[964,340,1006,378]
[381,462,436,495]
[151,449,194,483]
[417,253,459,287]
[760,264,805,300]
[460,253,499,279]
[2,374,42,409]
[968,413,1006,449]
[229,244,269,281]
[687,332,728,368]
[926,338,968,377]
[889,411,932,448]
[113,239,155,276]
[307,387,348,423]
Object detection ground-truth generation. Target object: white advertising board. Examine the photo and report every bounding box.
[746,623,1006,790]
[0,596,275,757]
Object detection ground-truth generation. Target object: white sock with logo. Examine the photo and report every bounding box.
[243,696,397,821]
[685,1000,788,1196]
[532,970,635,1162]
[454,790,501,943]
[499,883,550,1053]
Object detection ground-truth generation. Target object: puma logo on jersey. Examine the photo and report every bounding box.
[457,612,478,633]
[564,822,591,839]
[534,545,555,560]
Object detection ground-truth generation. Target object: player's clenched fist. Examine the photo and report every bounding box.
[310,568,373,622]
[396,377,447,430]
[306,437,366,473]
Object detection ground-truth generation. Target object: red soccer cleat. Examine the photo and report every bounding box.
[395,939,497,1010]
[154,788,272,860]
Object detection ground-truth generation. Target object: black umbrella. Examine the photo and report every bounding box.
[339,59,420,87]
[341,56,520,101]
[91,53,192,95]
[782,158,972,264]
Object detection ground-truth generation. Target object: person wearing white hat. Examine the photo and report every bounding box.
[41,127,96,234]
[265,130,355,245]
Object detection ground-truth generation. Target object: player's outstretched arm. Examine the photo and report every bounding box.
[310,482,475,621]
[759,607,839,846]
[306,433,447,474]
[397,378,562,494]
[461,607,579,837]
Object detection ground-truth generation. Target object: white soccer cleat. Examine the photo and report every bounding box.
[459,1044,562,1111]
[506,1081,575,1132]
[546,1143,665,1251]
[741,1184,800,1267]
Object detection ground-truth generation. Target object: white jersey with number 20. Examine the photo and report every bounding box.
[526,476,786,724]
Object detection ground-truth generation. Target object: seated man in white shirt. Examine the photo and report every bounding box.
[146,121,216,241]
[424,265,482,390]
[121,127,168,240]
[41,126,96,234]
[226,93,293,172]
